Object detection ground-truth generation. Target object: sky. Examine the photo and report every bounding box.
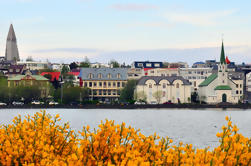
[0,0,251,65]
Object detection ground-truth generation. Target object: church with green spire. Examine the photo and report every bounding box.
[198,42,243,104]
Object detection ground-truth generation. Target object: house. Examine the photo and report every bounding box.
[135,76,191,104]
[6,64,25,78]
[40,72,61,82]
[198,42,243,103]
[79,68,128,102]
[17,61,49,70]
[8,71,50,98]
[132,61,163,69]
[144,68,179,77]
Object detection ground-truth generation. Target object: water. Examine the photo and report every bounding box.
[0,108,251,149]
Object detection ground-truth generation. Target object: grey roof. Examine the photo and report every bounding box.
[137,76,191,85]
[79,68,128,80]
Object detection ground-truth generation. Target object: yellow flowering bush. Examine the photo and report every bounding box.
[0,111,250,165]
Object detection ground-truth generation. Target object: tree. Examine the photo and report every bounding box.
[109,60,120,68]
[0,78,8,102]
[134,91,147,102]
[153,90,162,104]
[120,79,137,103]
[52,78,60,89]
[80,56,90,68]
[61,65,70,80]
[69,62,78,70]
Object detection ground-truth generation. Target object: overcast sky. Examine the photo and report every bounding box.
[0,0,251,65]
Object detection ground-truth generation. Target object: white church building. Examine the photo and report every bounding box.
[198,42,243,104]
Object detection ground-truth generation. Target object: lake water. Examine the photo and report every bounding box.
[0,108,251,149]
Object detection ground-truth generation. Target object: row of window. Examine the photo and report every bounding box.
[88,73,121,79]
[185,76,206,80]
[236,90,242,94]
[236,84,242,88]
[84,81,125,88]
[148,83,180,88]
[137,63,160,68]
[90,90,121,96]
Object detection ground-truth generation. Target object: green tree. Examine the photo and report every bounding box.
[109,60,120,68]
[69,62,79,70]
[80,56,90,68]
[0,78,8,102]
[120,80,137,103]
[134,91,147,102]
[15,86,41,103]
[153,90,162,104]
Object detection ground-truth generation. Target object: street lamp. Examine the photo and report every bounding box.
[60,81,64,104]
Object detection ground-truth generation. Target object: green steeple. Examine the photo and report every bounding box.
[220,41,226,64]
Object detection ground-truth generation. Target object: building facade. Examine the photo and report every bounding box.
[198,42,243,104]
[179,68,212,92]
[132,61,163,69]
[17,61,49,70]
[135,76,191,104]
[8,71,50,98]
[79,68,128,102]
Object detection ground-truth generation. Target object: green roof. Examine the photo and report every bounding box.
[199,73,218,87]
[8,75,48,81]
[214,85,232,90]
[220,42,226,64]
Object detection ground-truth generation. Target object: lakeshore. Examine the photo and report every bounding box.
[1,103,251,109]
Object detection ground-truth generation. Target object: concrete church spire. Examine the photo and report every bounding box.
[5,24,20,62]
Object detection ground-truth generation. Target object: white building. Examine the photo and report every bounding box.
[179,68,212,92]
[135,76,191,104]
[144,68,179,77]
[198,42,243,104]
[17,61,49,70]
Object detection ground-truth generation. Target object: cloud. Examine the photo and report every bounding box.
[164,9,236,26]
[32,48,100,54]
[111,4,158,11]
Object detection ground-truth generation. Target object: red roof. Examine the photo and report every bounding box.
[68,72,80,76]
[40,72,61,81]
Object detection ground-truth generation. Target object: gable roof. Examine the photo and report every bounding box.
[40,72,61,81]
[199,73,218,87]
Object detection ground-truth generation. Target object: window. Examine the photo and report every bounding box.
[94,82,97,87]
[146,63,152,67]
[194,81,196,87]
[117,82,120,87]
[138,63,143,67]
[9,69,13,72]
[104,82,107,87]
[89,82,92,87]
[84,82,87,87]
[88,73,93,79]
[117,73,121,79]
[108,90,111,95]
[107,73,112,79]
[149,83,152,88]
[108,82,111,87]
[240,84,242,88]
[222,80,224,83]
[163,91,166,97]
[99,90,102,95]
[150,70,154,73]
[188,71,192,74]
[154,63,160,67]
[236,90,239,94]
[176,83,179,88]
[99,82,102,87]
[236,84,239,88]
[163,83,166,88]
[117,90,121,95]
[122,82,126,87]
[240,90,242,94]
[103,90,107,95]
[113,82,116,87]
[16,69,20,72]
[98,73,102,79]
[112,90,116,95]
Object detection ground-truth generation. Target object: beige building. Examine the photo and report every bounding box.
[135,76,191,104]
[198,42,243,104]
[127,68,144,79]
[17,61,49,70]
[79,68,128,102]
[144,68,179,77]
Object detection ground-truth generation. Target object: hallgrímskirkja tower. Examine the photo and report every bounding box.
[5,24,20,62]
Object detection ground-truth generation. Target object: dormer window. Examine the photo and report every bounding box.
[98,73,102,79]
[117,73,121,79]
[88,73,94,79]
[107,73,112,79]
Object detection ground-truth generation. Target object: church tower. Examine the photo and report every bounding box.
[5,24,20,62]
[218,42,228,85]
